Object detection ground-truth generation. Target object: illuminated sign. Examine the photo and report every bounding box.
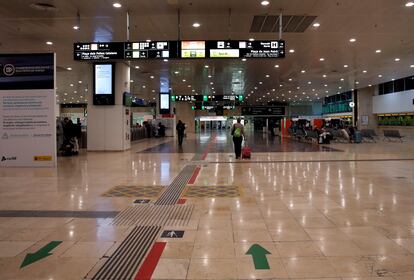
[181,41,206,58]
[74,40,285,60]
[171,95,244,102]
[210,49,240,58]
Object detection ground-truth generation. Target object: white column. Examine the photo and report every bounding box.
[87,62,131,151]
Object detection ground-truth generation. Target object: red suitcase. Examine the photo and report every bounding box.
[241,145,251,159]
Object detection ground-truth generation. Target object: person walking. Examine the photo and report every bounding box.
[231,118,245,159]
[176,120,186,146]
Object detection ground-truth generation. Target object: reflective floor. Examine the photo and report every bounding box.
[0,131,414,280]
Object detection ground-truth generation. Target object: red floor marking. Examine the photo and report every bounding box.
[188,166,201,184]
[134,242,166,280]
[177,198,187,204]
[200,133,216,160]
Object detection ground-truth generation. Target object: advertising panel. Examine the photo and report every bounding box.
[0,53,56,167]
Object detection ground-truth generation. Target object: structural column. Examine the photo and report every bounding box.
[87,62,131,151]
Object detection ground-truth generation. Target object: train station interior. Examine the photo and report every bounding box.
[0,1,414,279]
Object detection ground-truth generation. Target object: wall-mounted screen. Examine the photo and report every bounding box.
[159,92,170,114]
[93,63,115,105]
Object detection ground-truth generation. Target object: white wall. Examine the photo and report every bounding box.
[373,89,414,114]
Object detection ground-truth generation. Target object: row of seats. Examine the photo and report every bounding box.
[288,128,405,144]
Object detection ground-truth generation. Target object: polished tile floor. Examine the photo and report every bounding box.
[0,131,413,280]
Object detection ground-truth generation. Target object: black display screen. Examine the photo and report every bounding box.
[93,63,115,105]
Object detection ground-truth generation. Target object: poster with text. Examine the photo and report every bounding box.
[0,53,56,167]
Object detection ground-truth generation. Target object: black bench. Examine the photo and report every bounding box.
[360,129,377,143]
[383,130,405,142]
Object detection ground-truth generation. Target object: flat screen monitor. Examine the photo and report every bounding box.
[93,63,115,105]
[159,92,170,114]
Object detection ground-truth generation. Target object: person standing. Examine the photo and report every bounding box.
[231,118,245,159]
[176,120,186,146]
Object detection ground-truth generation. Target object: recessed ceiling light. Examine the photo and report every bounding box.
[406,1,414,7]
[313,22,320,27]
[375,49,382,53]
[410,65,414,68]
[259,81,263,84]
[368,84,372,87]
[163,59,168,62]
[150,75,154,79]
[73,25,80,30]
[274,64,279,68]
[289,49,295,53]
[46,41,53,45]
[265,74,270,78]
[78,80,82,84]
[319,58,325,61]
[394,58,400,62]
[249,38,255,41]
[182,79,186,82]
[113,2,122,8]
[142,85,146,88]
[288,78,292,81]
[70,84,74,87]
[344,64,348,68]
[192,22,201,28]
[210,82,214,85]
[238,70,242,73]
[324,84,328,87]
[67,67,72,71]
[378,74,382,77]
[187,85,191,88]
[146,39,151,43]
[135,66,140,69]
[130,80,134,83]
[208,75,212,78]
[349,38,356,43]
[204,65,209,68]
[301,70,305,73]
[261,0,270,6]
[323,74,327,78]
[308,81,311,84]
[362,70,367,73]
[242,58,247,61]
[356,81,359,84]
[340,78,344,81]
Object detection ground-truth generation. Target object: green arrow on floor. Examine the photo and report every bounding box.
[20,241,62,268]
[245,244,271,270]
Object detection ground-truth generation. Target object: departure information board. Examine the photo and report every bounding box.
[74,40,285,60]
[171,95,244,102]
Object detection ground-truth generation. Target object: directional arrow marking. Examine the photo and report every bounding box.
[245,244,271,270]
[20,241,62,268]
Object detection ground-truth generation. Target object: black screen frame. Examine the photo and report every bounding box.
[93,63,115,105]
[159,92,170,114]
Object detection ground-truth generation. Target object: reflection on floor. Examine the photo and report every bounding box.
[141,131,341,153]
[0,132,413,280]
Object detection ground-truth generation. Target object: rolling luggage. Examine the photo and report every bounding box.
[241,144,251,159]
[354,131,362,143]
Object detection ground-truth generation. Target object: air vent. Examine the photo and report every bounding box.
[250,15,317,33]
[30,3,58,12]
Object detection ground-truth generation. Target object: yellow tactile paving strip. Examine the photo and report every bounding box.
[102,185,165,198]
[183,185,241,198]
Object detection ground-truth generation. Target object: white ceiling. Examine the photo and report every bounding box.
[0,0,413,105]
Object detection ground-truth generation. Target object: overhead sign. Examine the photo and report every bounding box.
[74,40,285,60]
[241,106,285,116]
[0,53,56,167]
[172,95,243,102]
